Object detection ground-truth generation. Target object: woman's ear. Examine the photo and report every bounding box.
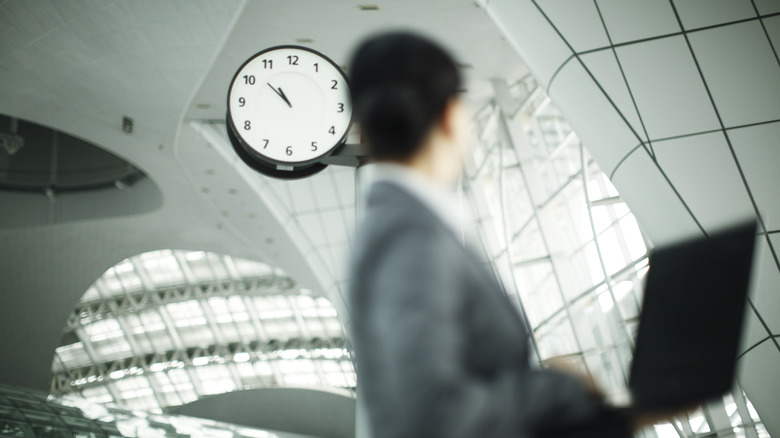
[439,99,460,139]
[439,99,470,151]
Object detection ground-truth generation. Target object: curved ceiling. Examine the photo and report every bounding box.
[479,0,780,434]
[0,113,162,228]
[51,249,355,413]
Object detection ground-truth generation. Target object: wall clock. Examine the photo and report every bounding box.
[226,45,353,179]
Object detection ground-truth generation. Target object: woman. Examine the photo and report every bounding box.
[347,32,635,438]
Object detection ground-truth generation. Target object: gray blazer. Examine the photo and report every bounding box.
[349,182,631,438]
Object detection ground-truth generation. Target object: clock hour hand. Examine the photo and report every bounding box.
[267,82,292,108]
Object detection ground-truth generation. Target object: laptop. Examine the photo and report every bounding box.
[625,219,758,412]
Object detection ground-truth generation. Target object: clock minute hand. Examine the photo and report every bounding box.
[267,82,292,108]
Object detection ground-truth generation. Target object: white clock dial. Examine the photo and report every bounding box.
[227,46,352,166]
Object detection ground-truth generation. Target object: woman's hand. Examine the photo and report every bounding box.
[544,355,603,398]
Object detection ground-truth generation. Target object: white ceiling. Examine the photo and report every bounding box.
[0,0,527,434]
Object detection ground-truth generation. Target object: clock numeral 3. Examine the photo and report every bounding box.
[243,75,255,85]
[337,103,344,113]
[311,142,318,152]
[331,80,338,90]
[287,55,299,65]
[244,121,251,130]
[286,146,293,156]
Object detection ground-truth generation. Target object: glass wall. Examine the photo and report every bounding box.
[463,76,767,438]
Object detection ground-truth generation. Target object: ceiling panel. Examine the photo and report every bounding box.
[611,148,703,245]
[580,49,646,142]
[672,0,756,30]
[729,122,780,231]
[615,36,720,140]
[594,0,679,44]
[535,0,609,52]
[548,61,640,175]
[740,304,772,355]
[754,0,780,15]
[482,0,571,88]
[689,21,780,128]
[654,132,755,230]
[751,240,780,335]
[738,340,780,434]
[762,15,780,68]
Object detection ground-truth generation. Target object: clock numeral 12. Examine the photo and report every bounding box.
[287,55,299,65]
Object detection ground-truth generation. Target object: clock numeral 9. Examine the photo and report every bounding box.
[243,75,255,85]
[329,126,335,135]
[286,146,293,156]
[262,59,273,69]
[337,103,344,113]
[238,97,246,107]
[311,142,318,151]
[244,121,251,130]
[287,55,299,65]
[331,80,338,90]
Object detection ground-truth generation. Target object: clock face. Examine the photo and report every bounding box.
[227,46,352,167]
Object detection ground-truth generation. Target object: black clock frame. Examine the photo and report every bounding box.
[226,45,352,180]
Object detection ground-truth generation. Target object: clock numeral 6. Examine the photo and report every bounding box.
[243,75,255,85]
[244,121,251,130]
[337,103,344,113]
[286,146,293,156]
[238,97,246,107]
[311,142,318,152]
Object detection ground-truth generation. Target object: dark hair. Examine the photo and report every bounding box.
[349,32,462,160]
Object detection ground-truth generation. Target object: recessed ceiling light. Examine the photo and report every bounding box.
[359,5,379,11]
[296,38,314,43]
[195,103,210,109]
[457,63,473,69]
